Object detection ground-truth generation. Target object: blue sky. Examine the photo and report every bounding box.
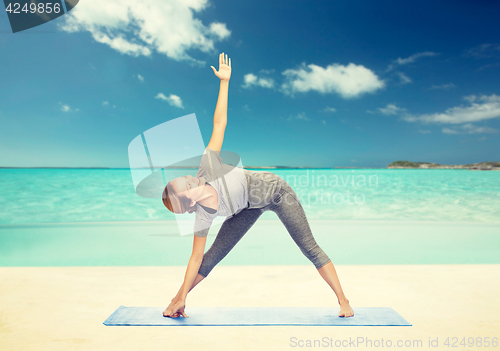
[0,0,499,168]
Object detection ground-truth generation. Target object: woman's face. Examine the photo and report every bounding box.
[170,175,206,202]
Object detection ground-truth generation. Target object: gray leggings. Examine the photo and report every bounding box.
[198,181,331,277]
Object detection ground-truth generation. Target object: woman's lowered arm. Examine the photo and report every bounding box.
[208,52,231,155]
[163,235,207,318]
[178,235,207,300]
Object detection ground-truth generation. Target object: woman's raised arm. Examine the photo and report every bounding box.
[208,52,231,156]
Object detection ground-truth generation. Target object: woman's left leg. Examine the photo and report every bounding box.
[269,183,354,317]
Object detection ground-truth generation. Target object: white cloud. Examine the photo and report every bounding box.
[418,129,431,134]
[404,94,500,124]
[464,44,500,70]
[387,51,438,71]
[375,95,500,134]
[242,73,275,89]
[442,123,497,134]
[103,101,109,106]
[59,102,79,112]
[259,69,275,74]
[287,112,311,121]
[377,103,407,116]
[155,93,184,109]
[397,72,412,84]
[281,62,384,99]
[430,83,456,90]
[396,52,438,65]
[209,22,231,39]
[137,74,144,82]
[322,120,327,125]
[321,107,337,113]
[91,32,151,57]
[58,0,231,64]
[464,43,500,59]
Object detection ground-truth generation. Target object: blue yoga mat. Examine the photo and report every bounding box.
[103,306,411,326]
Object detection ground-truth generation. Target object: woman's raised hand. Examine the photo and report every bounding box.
[210,52,231,81]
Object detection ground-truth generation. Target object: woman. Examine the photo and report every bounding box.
[162,52,354,319]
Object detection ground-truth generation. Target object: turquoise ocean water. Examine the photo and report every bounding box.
[1,168,499,224]
[1,168,499,266]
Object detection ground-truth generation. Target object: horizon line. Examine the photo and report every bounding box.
[0,166,387,170]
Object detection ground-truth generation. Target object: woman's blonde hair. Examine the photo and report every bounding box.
[162,182,191,214]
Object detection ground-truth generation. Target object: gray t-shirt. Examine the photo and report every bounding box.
[193,147,283,237]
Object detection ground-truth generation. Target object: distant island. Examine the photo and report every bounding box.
[387,161,500,170]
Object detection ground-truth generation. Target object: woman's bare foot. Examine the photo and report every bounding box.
[339,301,354,317]
[163,299,181,317]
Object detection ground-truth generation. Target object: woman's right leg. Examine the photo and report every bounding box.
[171,208,263,302]
[197,207,264,278]
[171,208,264,301]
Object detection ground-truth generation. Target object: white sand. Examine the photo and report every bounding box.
[1,264,499,350]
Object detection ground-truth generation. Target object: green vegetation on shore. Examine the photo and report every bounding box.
[387,161,500,170]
